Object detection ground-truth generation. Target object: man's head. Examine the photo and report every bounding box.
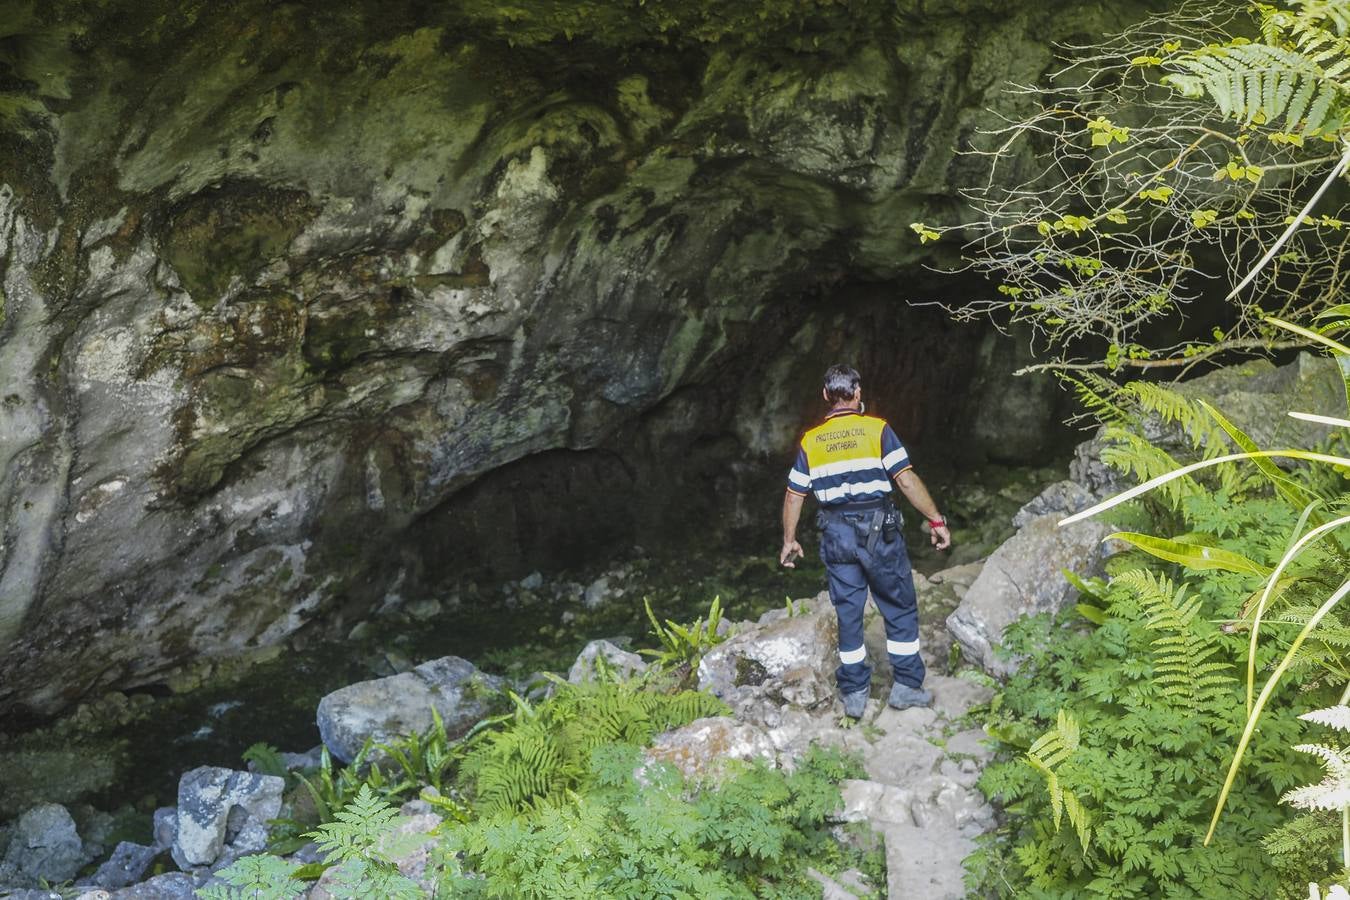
[823,364,861,406]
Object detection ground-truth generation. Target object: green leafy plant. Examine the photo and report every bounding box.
[307,785,424,900]
[970,566,1310,897]
[242,743,290,780]
[639,594,728,682]
[197,854,305,900]
[459,679,727,815]
[441,743,877,899]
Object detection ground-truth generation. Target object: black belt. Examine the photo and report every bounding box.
[820,499,892,553]
[823,498,889,513]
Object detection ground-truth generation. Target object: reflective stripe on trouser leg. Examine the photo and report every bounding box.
[859,528,926,689]
[821,518,871,695]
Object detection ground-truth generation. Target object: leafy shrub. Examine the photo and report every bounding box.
[459,679,727,815]
[965,378,1350,898]
[201,785,422,900]
[968,575,1312,897]
[640,595,728,685]
[441,743,877,899]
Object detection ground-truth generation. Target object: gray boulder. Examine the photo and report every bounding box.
[567,639,648,683]
[150,807,177,852]
[316,655,502,764]
[647,717,777,780]
[170,767,284,869]
[1173,353,1343,450]
[946,514,1113,677]
[1,803,84,887]
[698,596,837,705]
[82,842,157,890]
[1012,480,1099,530]
[107,873,197,898]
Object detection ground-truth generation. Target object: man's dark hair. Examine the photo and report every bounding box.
[823,364,861,404]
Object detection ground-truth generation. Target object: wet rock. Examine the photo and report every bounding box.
[698,595,836,702]
[404,597,442,621]
[83,842,157,890]
[946,514,1113,677]
[646,717,776,780]
[1173,353,1342,450]
[170,767,284,869]
[808,866,873,900]
[316,656,502,764]
[928,561,985,593]
[566,639,648,683]
[1,803,84,887]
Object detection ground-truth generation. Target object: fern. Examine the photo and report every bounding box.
[1063,372,1134,427]
[1282,706,1350,812]
[460,680,728,815]
[443,743,878,899]
[1092,379,1256,508]
[242,743,289,780]
[1117,569,1235,708]
[306,785,423,900]
[196,854,304,900]
[1163,42,1349,134]
[1024,710,1094,852]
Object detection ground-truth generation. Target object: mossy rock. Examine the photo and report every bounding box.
[161,180,316,308]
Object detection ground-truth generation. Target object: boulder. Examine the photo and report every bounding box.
[1012,479,1099,529]
[151,807,177,851]
[316,656,502,764]
[946,514,1113,677]
[107,873,197,898]
[170,767,284,869]
[1,804,84,887]
[82,842,157,891]
[1173,353,1343,450]
[566,639,648,684]
[698,595,836,703]
[646,717,776,780]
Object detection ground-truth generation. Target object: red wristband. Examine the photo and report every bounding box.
[928,516,947,529]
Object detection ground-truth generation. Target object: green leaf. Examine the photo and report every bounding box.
[1075,603,1108,625]
[1107,531,1273,577]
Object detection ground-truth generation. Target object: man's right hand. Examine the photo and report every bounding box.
[780,540,804,567]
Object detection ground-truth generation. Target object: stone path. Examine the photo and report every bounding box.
[833,675,995,900]
[691,590,997,900]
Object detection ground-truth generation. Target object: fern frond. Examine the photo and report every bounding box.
[1301,705,1350,731]
[1024,710,1093,852]
[1263,810,1342,857]
[1114,569,1235,707]
[1163,41,1350,134]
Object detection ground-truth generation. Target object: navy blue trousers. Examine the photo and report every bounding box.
[817,506,926,693]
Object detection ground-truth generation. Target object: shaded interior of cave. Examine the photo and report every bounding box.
[414,275,1081,586]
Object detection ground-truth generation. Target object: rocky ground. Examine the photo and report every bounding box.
[4,354,1338,898]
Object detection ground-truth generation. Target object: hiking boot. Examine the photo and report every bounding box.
[888,682,933,710]
[841,688,869,719]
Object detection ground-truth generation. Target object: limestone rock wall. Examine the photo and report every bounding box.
[0,0,1152,715]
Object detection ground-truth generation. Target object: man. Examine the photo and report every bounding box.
[779,364,952,719]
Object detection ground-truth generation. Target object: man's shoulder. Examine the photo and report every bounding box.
[859,414,892,431]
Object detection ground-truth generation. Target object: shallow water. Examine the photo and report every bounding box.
[0,460,1060,836]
